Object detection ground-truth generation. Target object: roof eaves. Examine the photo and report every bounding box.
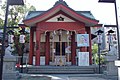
[24,0,68,21]
[76,11,97,21]
[58,3,99,22]
[24,11,46,20]
[23,0,99,24]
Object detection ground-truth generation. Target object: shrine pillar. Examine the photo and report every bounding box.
[86,27,92,65]
[35,31,41,66]
[71,32,76,65]
[45,32,50,65]
[29,27,34,65]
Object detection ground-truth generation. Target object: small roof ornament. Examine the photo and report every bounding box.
[59,0,63,2]
[54,0,68,7]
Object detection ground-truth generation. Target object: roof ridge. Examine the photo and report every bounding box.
[54,0,68,7]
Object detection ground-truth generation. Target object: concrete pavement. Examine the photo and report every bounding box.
[18,74,118,80]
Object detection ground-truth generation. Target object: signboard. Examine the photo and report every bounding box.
[78,52,89,66]
[77,34,89,47]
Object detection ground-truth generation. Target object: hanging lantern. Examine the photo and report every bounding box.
[52,48,56,53]
[44,30,48,36]
[8,35,14,43]
[108,35,113,44]
[107,29,115,44]
[67,35,71,40]
[19,34,25,43]
[95,29,103,44]
[54,30,56,35]
[59,30,62,35]
[50,34,53,40]
[66,30,69,35]
[97,35,102,44]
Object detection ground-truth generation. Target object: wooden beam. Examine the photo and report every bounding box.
[104,25,117,27]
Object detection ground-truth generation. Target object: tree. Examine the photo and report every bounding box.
[0,18,4,27]
[0,2,36,27]
[92,43,98,64]
[0,2,36,56]
[92,43,105,65]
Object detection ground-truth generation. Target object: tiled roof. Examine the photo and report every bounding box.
[24,0,96,21]
[25,11,45,20]
[76,11,95,20]
[25,11,96,20]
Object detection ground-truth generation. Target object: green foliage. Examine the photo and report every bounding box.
[0,2,36,27]
[0,1,35,55]
[92,44,98,64]
[92,43,98,54]
[0,18,4,27]
[92,44,105,65]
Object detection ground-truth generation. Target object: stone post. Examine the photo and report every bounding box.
[104,55,118,76]
[104,43,118,76]
[2,55,20,80]
[115,60,120,80]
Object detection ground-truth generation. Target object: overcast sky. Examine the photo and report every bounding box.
[1,0,120,25]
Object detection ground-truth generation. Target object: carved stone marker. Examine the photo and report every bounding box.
[5,44,14,57]
[104,45,118,76]
[2,55,20,80]
[3,44,20,80]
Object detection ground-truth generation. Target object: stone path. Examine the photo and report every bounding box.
[18,74,118,80]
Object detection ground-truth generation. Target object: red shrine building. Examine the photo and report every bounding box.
[22,0,101,66]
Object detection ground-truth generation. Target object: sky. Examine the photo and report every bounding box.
[0,0,120,25]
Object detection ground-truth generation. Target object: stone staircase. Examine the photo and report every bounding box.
[26,65,97,74]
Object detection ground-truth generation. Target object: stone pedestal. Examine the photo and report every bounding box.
[2,55,20,80]
[104,55,118,76]
[115,60,120,80]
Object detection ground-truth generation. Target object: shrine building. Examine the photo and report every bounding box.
[22,0,101,66]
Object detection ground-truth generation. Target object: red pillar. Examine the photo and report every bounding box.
[29,28,34,65]
[35,31,41,66]
[71,32,76,65]
[89,30,92,65]
[86,27,92,65]
[45,32,50,65]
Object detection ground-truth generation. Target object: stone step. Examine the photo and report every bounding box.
[26,66,96,74]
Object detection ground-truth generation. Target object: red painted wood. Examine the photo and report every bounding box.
[29,28,34,65]
[37,22,85,33]
[45,32,50,65]
[24,4,98,25]
[35,31,41,66]
[71,32,76,65]
[86,27,92,65]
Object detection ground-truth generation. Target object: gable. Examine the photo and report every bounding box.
[46,14,75,22]
[23,1,99,26]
